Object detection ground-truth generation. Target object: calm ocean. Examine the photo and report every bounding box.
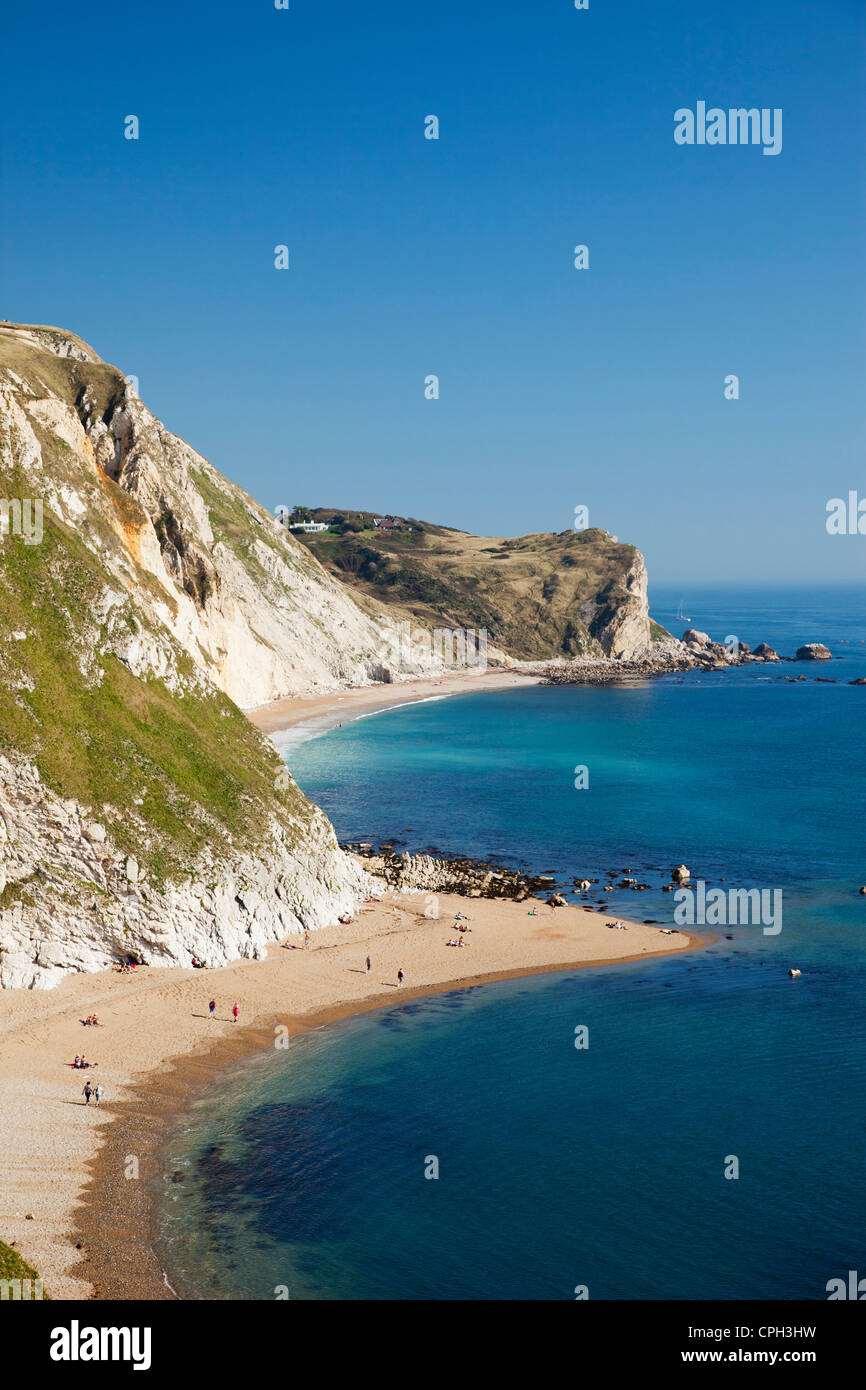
[155,585,866,1300]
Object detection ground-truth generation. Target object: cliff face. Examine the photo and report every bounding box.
[295,512,659,662]
[0,757,370,990]
[585,549,652,659]
[0,325,451,709]
[0,323,400,988]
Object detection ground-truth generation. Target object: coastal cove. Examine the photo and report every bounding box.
[2,586,864,1301]
[150,584,866,1301]
[0,890,696,1300]
[4,0,865,1324]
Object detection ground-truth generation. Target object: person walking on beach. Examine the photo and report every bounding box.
[397,969,404,986]
[232,1001,239,1023]
[82,1081,92,1105]
[94,1084,104,1107]
[366,956,371,973]
[209,999,216,1018]
[304,930,311,950]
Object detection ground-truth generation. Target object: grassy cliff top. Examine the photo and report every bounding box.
[290,509,649,659]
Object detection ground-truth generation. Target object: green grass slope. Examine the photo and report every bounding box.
[0,1238,45,1295]
[0,416,311,892]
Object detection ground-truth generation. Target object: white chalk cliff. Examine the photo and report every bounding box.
[1,322,423,987]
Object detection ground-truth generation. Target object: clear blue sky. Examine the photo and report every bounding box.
[3,0,864,584]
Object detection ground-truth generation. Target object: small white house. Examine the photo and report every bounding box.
[288,521,329,533]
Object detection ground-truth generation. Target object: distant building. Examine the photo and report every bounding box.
[288,521,329,533]
[374,515,408,532]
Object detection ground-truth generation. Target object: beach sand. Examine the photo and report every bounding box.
[247,668,540,742]
[0,891,699,1300]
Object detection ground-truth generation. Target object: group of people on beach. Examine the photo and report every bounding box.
[74,899,427,1122]
[208,999,240,1022]
[447,913,472,947]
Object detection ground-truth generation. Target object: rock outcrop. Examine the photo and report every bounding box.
[0,757,371,990]
[537,624,799,684]
[349,846,556,901]
[587,549,653,658]
[795,644,832,661]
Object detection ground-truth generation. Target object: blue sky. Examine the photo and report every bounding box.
[2,0,864,584]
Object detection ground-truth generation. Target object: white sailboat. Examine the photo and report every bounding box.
[676,598,690,623]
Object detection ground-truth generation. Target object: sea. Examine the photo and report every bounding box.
[154,584,866,1300]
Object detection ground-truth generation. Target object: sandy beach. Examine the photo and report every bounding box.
[0,891,699,1300]
[1,675,697,1301]
[247,668,540,744]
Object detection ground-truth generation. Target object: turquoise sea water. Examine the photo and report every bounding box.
[156,586,866,1300]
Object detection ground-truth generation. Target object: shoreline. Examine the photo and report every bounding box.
[79,928,704,1303]
[0,892,703,1301]
[246,668,541,749]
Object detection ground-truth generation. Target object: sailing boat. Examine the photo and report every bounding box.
[676,598,690,623]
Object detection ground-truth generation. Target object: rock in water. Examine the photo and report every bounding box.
[795,644,831,661]
[672,864,690,883]
[753,643,780,661]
